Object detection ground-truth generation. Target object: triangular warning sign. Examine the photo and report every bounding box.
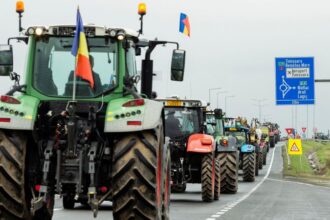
[290,143,299,152]
[288,139,302,155]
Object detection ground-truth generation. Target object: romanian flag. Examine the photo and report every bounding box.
[71,9,94,88]
[179,13,190,37]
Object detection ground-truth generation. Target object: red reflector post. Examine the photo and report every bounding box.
[123,99,145,107]
[0,118,11,123]
[35,185,41,192]
[127,121,142,126]
[1,96,21,104]
[100,186,108,193]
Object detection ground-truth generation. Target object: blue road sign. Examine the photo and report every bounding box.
[275,57,315,105]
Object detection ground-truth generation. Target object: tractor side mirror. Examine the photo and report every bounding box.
[214,108,223,119]
[171,49,185,81]
[0,45,13,76]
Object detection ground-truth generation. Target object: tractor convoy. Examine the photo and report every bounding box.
[0,1,281,220]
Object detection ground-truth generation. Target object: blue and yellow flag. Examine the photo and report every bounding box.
[179,13,190,37]
[71,9,94,88]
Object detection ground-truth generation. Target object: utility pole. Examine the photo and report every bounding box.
[306,105,309,139]
[252,99,267,122]
[225,95,235,114]
[313,79,329,138]
[208,87,222,108]
[216,91,228,108]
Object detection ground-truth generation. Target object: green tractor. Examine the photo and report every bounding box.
[205,109,239,194]
[0,3,186,220]
[224,118,257,182]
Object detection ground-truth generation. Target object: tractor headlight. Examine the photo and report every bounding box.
[109,29,117,37]
[116,30,126,41]
[27,27,35,35]
[35,27,44,36]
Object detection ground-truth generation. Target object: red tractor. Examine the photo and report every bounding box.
[158,98,221,202]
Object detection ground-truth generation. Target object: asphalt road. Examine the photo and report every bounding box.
[53,143,330,220]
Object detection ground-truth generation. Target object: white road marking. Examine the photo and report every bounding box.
[53,208,63,211]
[267,177,330,189]
[205,145,278,219]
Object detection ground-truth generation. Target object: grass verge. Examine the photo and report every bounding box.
[282,140,330,184]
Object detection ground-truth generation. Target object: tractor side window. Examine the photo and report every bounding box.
[215,119,224,136]
[206,124,215,135]
[126,46,137,76]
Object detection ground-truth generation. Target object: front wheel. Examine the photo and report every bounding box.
[242,153,256,182]
[112,130,163,220]
[172,184,186,193]
[201,153,215,202]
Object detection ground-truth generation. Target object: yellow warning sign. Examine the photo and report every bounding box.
[288,139,303,155]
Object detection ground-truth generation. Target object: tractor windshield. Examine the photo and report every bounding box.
[164,107,200,139]
[33,37,117,98]
[225,131,247,145]
[205,114,224,136]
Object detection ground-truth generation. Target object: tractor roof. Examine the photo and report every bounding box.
[25,25,140,39]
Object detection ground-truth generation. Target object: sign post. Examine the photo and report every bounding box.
[302,127,307,139]
[288,139,303,171]
[276,57,315,137]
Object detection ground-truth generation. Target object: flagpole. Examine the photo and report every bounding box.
[72,6,79,101]
[72,59,77,101]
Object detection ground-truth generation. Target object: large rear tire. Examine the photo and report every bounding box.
[255,154,259,176]
[217,152,238,194]
[242,153,256,182]
[270,138,275,148]
[112,130,163,220]
[214,159,221,200]
[263,149,267,165]
[201,153,215,202]
[258,152,263,169]
[0,131,54,220]
[162,147,170,220]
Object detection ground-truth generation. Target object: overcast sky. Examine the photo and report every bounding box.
[0,0,329,136]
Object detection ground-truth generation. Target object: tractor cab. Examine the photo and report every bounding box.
[157,98,220,201]
[158,98,204,142]
[205,108,237,151]
[224,118,251,150]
